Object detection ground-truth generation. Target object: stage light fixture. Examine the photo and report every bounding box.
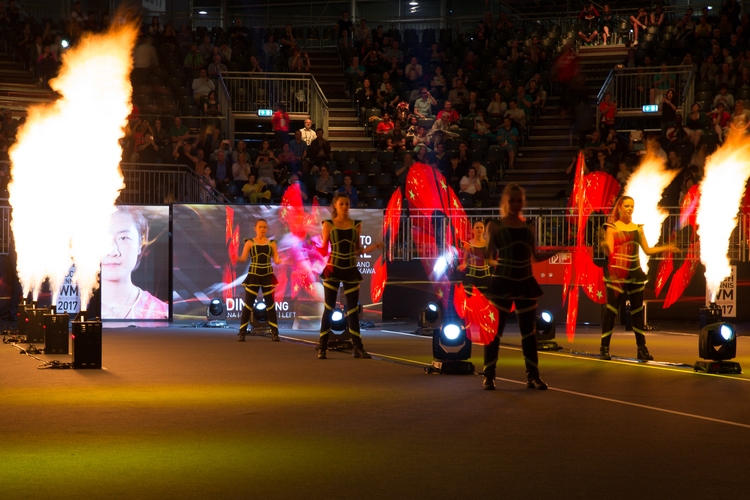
[535,310,560,351]
[331,308,346,332]
[417,302,442,336]
[694,320,742,374]
[61,39,69,48]
[426,320,474,375]
[250,300,273,335]
[324,306,353,351]
[205,298,227,328]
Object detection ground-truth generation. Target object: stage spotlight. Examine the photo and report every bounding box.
[417,302,442,336]
[535,310,560,351]
[325,306,353,351]
[61,39,69,48]
[250,300,273,335]
[694,321,741,374]
[331,308,346,332]
[426,320,474,375]
[205,298,227,327]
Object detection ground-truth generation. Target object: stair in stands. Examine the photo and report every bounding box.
[0,51,57,122]
[308,49,373,151]
[496,45,628,207]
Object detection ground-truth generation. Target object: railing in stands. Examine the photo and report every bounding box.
[0,202,10,256]
[595,65,695,128]
[218,72,328,135]
[118,163,231,205]
[385,208,750,263]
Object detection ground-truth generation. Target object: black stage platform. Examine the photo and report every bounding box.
[2,322,750,498]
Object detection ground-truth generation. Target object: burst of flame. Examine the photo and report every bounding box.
[696,133,750,301]
[8,21,137,308]
[623,151,678,273]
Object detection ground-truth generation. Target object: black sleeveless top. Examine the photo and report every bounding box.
[320,219,363,283]
[488,221,543,300]
[243,238,279,288]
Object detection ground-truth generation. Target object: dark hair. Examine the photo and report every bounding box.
[255,218,267,226]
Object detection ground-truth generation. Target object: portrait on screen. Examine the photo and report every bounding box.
[101,205,170,320]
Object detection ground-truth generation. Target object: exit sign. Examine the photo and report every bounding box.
[642,104,659,113]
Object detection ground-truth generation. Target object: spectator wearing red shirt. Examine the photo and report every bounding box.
[271,103,290,147]
[376,113,394,148]
[599,92,616,131]
[436,101,460,127]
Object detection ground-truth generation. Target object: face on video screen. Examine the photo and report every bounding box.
[100,206,170,321]
[102,209,143,283]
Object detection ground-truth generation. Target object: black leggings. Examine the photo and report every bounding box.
[601,281,646,347]
[319,279,362,350]
[240,284,278,334]
[484,298,540,379]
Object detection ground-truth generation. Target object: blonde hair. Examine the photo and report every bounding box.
[608,195,633,223]
[499,183,525,217]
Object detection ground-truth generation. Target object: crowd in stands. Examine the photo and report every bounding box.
[333,9,566,207]
[5,1,747,208]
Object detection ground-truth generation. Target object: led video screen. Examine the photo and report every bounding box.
[172,205,383,327]
[100,205,171,320]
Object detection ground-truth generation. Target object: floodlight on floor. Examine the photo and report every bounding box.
[694,320,741,374]
[535,310,560,351]
[417,302,442,336]
[426,320,475,375]
[205,298,228,327]
[250,300,272,335]
[325,306,353,351]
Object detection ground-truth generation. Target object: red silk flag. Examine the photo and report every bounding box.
[406,162,442,210]
[654,255,674,297]
[384,187,403,248]
[464,286,498,345]
[574,249,606,304]
[663,243,701,308]
[565,283,579,342]
[371,256,387,302]
[453,283,468,320]
[585,171,621,213]
[280,183,308,238]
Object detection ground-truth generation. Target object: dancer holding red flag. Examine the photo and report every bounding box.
[237,219,281,342]
[600,196,680,360]
[458,220,493,296]
[317,193,383,360]
[483,184,558,391]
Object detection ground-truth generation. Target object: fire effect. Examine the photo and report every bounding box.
[696,133,750,301]
[8,21,137,307]
[623,151,677,273]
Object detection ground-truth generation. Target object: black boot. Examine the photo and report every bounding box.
[317,348,327,359]
[600,345,611,360]
[352,345,372,359]
[482,371,496,390]
[238,332,246,342]
[271,330,280,342]
[637,345,653,361]
[527,374,548,390]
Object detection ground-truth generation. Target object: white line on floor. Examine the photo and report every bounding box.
[495,376,750,430]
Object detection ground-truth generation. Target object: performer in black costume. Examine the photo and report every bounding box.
[318,193,383,359]
[459,220,494,296]
[237,219,282,341]
[483,184,558,391]
[600,196,679,360]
